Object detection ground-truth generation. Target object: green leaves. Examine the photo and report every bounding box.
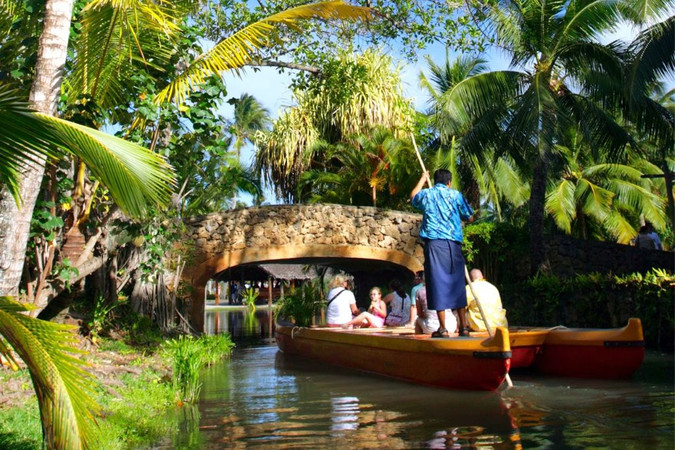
[156,0,372,106]
[0,84,176,217]
[0,296,101,449]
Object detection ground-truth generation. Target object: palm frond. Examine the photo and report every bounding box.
[619,0,673,25]
[155,0,371,106]
[41,115,176,217]
[67,0,183,114]
[576,178,614,220]
[0,86,56,203]
[559,92,633,160]
[546,179,576,232]
[628,16,674,91]
[439,71,524,135]
[0,85,175,216]
[555,0,622,50]
[0,296,100,449]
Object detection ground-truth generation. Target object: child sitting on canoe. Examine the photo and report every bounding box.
[341,286,387,329]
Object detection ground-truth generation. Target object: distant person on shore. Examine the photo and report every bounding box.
[383,279,413,327]
[326,274,359,327]
[635,222,663,250]
[411,169,474,337]
[465,269,508,332]
[341,286,387,329]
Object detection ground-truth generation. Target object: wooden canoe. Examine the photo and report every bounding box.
[532,318,645,378]
[275,324,512,391]
[471,318,645,378]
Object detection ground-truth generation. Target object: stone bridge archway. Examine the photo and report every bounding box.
[184,204,424,331]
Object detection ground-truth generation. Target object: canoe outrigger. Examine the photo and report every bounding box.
[475,318,645,378]
[276,323,512,391]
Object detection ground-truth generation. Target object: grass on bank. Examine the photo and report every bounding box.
[0,358,174,449]
[0,333,234,449]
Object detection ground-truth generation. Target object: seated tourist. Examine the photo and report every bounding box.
[341,287,387,329]
[465,269,508,332]
[326,274,359,327]
[414,282,457,334]
[383,279,413,327]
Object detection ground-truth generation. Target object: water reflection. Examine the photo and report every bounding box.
[205,307,275,343]
[163,310,675,449]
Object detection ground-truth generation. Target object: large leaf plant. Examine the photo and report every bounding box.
[0,296,100,449]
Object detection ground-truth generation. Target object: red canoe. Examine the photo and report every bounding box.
[275,324,512,391]
[532,318,645,378]
[477,318,645,378]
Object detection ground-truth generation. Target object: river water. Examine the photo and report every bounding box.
[159,308,674,449]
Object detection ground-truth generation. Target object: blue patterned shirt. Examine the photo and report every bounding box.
[412,184,474,242]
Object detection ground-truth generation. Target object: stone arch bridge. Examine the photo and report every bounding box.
[184,204,424,331]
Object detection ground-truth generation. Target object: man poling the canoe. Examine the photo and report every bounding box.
[409,138,474,338]
[410,135,514,387]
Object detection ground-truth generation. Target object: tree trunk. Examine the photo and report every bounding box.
[0,0,75,297]
[662,159,674,249]
[529,157,549,275]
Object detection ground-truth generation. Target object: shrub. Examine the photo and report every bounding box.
[274,278,325,327]
[162,334,235,403]
[503,268,674,350]
[464,222,529,284]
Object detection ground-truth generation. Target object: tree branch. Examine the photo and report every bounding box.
[249,60,323,76]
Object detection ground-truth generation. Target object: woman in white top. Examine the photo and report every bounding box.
[326,274,359,327]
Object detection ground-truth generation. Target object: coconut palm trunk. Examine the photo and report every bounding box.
[0,0,75,296]
[529,157,549,273]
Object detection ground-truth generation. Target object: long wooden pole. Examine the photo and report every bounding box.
[410,134,512,388]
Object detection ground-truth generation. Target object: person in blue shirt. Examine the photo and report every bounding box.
[410,169,474,337]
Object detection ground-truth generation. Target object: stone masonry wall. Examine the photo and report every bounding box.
[185,204,425,264]
[185,205,672,278]
[546,234,673,277]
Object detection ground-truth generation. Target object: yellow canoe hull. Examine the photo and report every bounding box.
[276,325,512,391]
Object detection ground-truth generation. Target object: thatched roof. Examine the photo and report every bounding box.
[258,264,318,281]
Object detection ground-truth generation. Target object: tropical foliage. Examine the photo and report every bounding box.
[274,278,325,327]
[297,127,418,207]
[545,130,665,242]
[0,85,175,215]
[255,49,415,202]
[431,0,672,271]
[504,268,674,349]
[0,296,101,448]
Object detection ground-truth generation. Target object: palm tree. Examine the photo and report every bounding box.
[298,128,414,207]
[545,128,665,242]
[622,17,675,234]
[420,53,531,218]
[440,0,636,273]
[227,94,272,159]
[255,49,415,202]
[225,94,271,208]
[419,52,488,146]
